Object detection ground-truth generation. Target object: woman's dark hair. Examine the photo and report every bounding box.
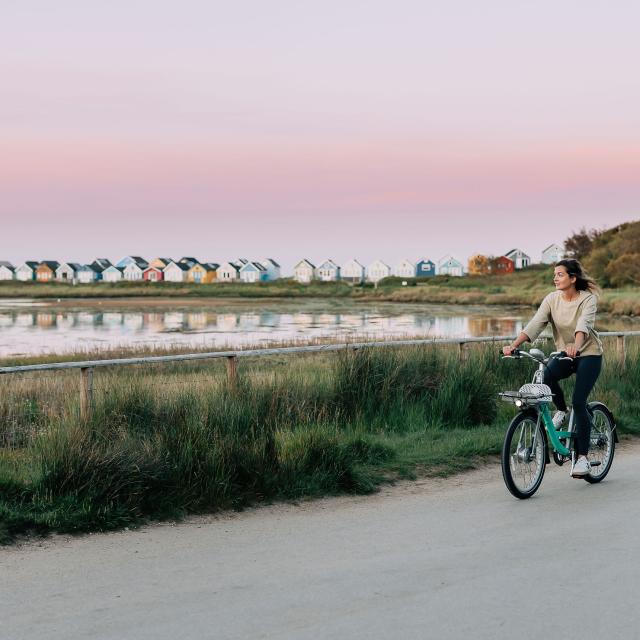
[555,259,600,294]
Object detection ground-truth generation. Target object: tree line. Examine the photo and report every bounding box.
[564,220,640,287]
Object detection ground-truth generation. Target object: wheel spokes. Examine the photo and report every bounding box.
[587,410,613,478]
[509,419,543,491]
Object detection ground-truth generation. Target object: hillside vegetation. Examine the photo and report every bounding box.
[581,220,640,287]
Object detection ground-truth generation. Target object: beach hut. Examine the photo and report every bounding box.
[77,264,102,283]
[394,259,416,279]
[163,261,191,283]
[143,266,165,282]
[260,258,281,281]
[293,259,316,283]
[123,258,148,281]
[491,256,515,275]
[316,259,341,282]
[102,266,125,283]
[36,261,60,282]
[15,262,39,281]
[541,244,564,264]
[0,262,15,281]
[416,259,436,277]
[341,259,365,284]
[216,261,242,282]
[437,256,464,277]
[504,249,531,270]
[188,262,218,284]
[366,260,392,283]
[240,261,268,283]
[81,259,112,282]
[56,262,82,282]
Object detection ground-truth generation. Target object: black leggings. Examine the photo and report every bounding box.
[543,355,602,456]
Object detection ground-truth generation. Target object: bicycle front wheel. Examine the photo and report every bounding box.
[501,411,546,499]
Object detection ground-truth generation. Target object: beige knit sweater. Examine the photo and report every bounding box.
[523,290,603,357]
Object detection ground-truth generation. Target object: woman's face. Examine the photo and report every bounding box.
[553,266,576,291]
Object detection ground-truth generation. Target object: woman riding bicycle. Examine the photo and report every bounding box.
[502,259,603,478]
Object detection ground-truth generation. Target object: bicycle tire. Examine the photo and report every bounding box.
[501,410,547,499]
[583,402,616,484]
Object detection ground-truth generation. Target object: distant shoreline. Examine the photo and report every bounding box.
[0,273,638,316]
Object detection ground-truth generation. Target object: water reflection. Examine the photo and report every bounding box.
[0,303,533,357]
[468,316,520,336]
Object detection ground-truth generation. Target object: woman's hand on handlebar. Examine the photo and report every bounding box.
[502,345,518,356]
[564,343,580,358]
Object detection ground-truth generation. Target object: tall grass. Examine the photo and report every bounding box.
[1,340,638,542]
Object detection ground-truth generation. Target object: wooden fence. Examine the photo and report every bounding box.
[1,332,638,421]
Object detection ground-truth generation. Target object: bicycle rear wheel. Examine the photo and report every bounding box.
[501,411,546,499]
[583,402,615,484]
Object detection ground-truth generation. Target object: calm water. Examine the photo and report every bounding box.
[0,298,525,357]
[0,298,629,358]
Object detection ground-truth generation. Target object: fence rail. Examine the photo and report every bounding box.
[1,331,639,421]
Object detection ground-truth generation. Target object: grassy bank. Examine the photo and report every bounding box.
[2,268,639,315]
[366,267,640,315]
[0,279,354,299]
[1,338,638,543]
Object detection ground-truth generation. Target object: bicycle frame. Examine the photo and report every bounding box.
[539,404,572,457]
[508,349,576,458]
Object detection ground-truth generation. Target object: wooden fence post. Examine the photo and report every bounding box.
[80,367,94,422]
[226,356,238,389]
[617,335,627,370]
[458,342,468,363]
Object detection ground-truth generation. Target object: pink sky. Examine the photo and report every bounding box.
[1,1,639,272]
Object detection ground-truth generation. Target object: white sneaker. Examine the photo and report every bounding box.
[571,456,591,478]
[552,411,567,429]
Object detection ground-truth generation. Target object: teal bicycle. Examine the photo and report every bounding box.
[499,348,617,499]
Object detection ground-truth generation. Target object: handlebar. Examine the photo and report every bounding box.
[553,350,581,359]
[500,348,578,362]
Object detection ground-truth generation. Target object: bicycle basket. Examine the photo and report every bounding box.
[499,383,553,406]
